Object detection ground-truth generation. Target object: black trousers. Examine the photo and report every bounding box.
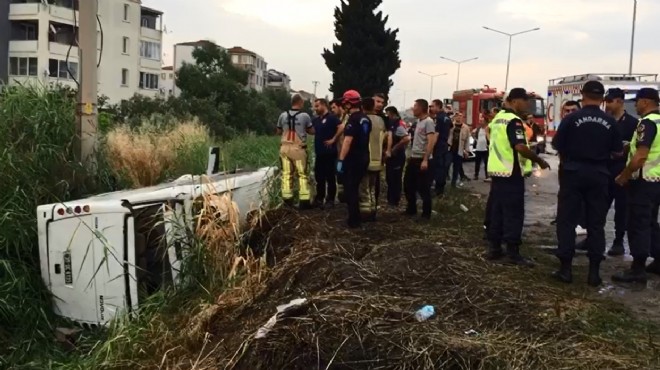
[487,183,525,250]
[344,159,368,228]
[451,151,466,186]
[474,150,488,178]
[608,178,628,239]
[627,180,660,260]
[386,157,405,205]
[404,157,433,218]
[433,151,452,195]
[314,153,337,203]
[556,169,609,262]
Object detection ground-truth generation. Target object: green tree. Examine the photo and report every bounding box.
[322,0,401,98]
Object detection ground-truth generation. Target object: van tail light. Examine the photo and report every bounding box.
[83,205,90,213]
[74,206,81,214]
[57,208,65,216]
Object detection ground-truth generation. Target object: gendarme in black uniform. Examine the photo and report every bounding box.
[343,111,372,228]
[604,88,638,256]
[551,80,623,286]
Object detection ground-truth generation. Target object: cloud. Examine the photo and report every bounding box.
[144,0,660,102]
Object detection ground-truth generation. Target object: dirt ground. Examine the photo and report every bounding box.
[465,154,660,322]
[182,162,660,369]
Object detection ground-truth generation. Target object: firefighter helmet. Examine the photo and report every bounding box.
[342,90,361,106]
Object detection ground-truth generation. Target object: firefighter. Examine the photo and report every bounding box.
[276,94,314,209]
[312,98,341,209]
[361,97,388,221]
[551,81,622,286]
[612,88,660,284]
[485,88,550,266]
[327,98,347,203]
[336,90,372,228]
[373,93,392,205]
[604,88,639,256]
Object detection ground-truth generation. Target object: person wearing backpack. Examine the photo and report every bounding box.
[276,94,315,209]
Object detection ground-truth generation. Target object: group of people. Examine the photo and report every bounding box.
[550,82,660,286]
[276,90,474,229]
[276,82,660,288]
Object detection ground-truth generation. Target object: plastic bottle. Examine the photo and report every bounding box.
[415,305,435,322]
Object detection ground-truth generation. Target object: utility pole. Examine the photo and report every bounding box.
[629,0,638,74]
[312,81,319,98]
[418,71,447,102]
[482,26,540,91]
[76,0,99,170]
[439,56,478,91]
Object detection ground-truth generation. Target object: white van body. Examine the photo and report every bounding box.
[37,167,276,326]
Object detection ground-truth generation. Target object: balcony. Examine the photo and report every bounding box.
[139,58,161,71]
[140,27,161,41]
[9,40,38,53]
[49,42,78,57]
[49,5,78,23]
[9,3,40,18]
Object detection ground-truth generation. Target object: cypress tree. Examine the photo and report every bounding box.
[322,0,401,98]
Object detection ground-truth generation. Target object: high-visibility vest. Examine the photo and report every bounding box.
[487,110,533,177]
[629,112,660,181]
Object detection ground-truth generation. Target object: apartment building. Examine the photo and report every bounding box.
[159,65,173,97]
[228,46,267,92]
[0,1,9,85]
[5,0,164,103]
[171,39,221,97]
[267,69,290,91]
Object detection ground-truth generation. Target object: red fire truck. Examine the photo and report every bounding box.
[451,86,546,128]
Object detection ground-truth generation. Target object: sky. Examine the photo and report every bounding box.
[143,0,660,108]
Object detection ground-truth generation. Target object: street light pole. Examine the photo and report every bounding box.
[397,89,415,111]
[629,0,638,74]
[439,56,478,91]
[482,26,540,91]
[418,71,447,102]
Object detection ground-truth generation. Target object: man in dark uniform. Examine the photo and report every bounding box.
[612,88,660,283]
[551,81,623,286]
[604,88,639,256]
[431,99,453,197]
[312,98,341,209]
[486,88,550,266]
[336,90,372,229]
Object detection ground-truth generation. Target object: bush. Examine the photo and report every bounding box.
[104,121,212,188]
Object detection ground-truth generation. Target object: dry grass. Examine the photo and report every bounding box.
[104,121,212,188]
[171,193,660,370]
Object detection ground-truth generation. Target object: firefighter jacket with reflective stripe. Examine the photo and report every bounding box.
[487,111,532,177]
[629,113,660,181]
[367,114,387,171]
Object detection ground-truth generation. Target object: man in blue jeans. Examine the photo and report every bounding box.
[431,99,452,196]
[448,113,471,187]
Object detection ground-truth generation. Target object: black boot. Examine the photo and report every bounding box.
[612,259,648,284]
[607,235,625,256]
[298,200,312,210]
[551,259,573,283]
[283,198,295,208]
[505,245,535,267]
[484,242,505,261]
[646,260,660,276]
[587,260,603,287]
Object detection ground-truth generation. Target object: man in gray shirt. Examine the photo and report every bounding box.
[404,99,437,220]
[276,94,314,208]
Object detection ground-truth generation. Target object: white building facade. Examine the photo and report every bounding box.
[228,46,267,92]
[159,65,173,97]
[171,40,222,97]
[6,0,164,104]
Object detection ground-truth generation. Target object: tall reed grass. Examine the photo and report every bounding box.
[104,121,213,188]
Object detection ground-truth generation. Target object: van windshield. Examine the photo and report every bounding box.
[528,98,545,118]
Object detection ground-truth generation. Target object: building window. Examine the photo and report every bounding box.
[122,37,129,54]
[9,57,38,76]
[123,4,129,22]
[121,69,129,86]
[160,72,166,79]
[139,41,161,60]
[48,58,78,80]
[231,55,238,64]
[139,72,159,90]
[169,73,173,79]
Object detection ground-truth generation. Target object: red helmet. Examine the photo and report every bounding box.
[342,90,361,106]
